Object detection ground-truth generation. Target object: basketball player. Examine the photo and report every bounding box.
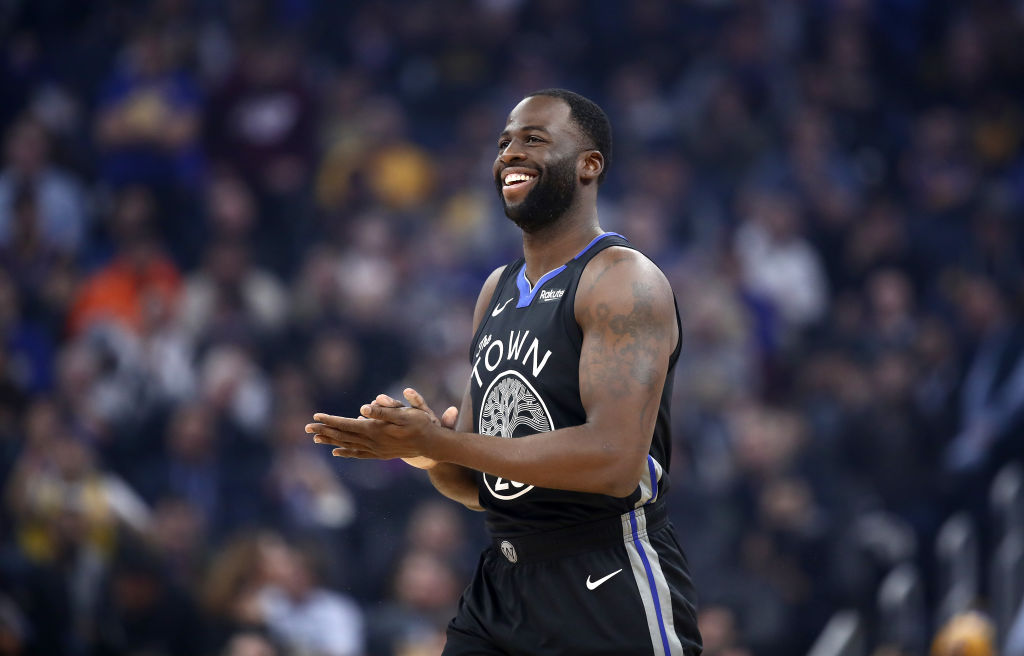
[307,89,702,655]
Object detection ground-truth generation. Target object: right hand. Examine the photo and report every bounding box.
[372,388,457,470]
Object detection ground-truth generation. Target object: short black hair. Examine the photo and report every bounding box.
[527,88,613,184]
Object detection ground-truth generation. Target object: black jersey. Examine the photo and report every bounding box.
[468,233,682,537]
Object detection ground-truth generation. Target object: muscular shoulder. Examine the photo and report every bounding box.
[575,246,677,346]
[576,246,673,313]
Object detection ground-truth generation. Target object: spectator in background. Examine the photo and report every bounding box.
[862,269,918,354]
[204,169,259,243]
[94,23,203,191]
[903,109,980,272]
[698,605,748,656]
[912,317,961,438]
[315,96,435,215]
[2,401,150,654]
[60,185,192,452]
[303,328,367,413]
[92,538,202,656]
[290,215,412,395]
[842,349,939,531]
[93,21,205,263]
[179,237,288,345]
[5,409,150,563]
[136,403,235,536]
[0,270,54,396]
[367,549,461,656]
[0,117,88,254]
[839,198,911,291]
[777,105,861,233]
[68,186,182,337]
[257,535,364,656]
[964,201,1024,298]
[199,532,270,654]
[373,499,475,595]
[145,495,208,589]
[198,343,272,438]
[265,397,356,538]
[0,184,71,327]
[734,187,828,340]
[946,274,1024,473]
[208,32,316,276]
[207,34,314,199]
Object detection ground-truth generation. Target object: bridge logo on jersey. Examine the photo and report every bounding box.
[478,369,554,500]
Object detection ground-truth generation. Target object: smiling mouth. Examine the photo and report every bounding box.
[502,171,538,187]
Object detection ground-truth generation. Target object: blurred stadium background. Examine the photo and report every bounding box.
[1,0,1023,654]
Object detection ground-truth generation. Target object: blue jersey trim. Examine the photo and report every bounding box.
[647,455,658,504]
[515,232,625,308]
[629,509,672,655]
[516,264,567,308]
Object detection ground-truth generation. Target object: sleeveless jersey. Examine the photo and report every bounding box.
[468,233,682,537]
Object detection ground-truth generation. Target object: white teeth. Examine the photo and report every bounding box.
[504,172,536,186]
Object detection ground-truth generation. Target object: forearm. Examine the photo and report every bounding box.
[426,424,646,498]
[427,462,483,511]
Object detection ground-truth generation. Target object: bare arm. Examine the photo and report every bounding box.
[424,382,482,510]
[311,248,677,498]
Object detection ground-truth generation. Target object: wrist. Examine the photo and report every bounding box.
[421,423,452,463]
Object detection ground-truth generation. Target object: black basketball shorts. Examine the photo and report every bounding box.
[443,503,702,656]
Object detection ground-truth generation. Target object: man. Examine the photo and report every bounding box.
[308,89,702,655]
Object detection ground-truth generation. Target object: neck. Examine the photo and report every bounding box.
[520,204,602,284]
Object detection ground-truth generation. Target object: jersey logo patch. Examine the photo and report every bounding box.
[586,569,623,590]
[491,298,514,316]
[479,370,554,500]
[499,540,518,563]
[538,288,564,302]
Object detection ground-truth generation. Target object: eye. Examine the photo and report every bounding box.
[526,135,545,144]
[497,139,511,150]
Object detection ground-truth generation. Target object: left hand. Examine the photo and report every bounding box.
[306,395,441,461]
[376,390,458,469]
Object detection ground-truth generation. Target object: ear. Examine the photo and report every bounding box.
[579,150,604,184]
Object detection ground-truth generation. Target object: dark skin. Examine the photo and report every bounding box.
[307,95,678,504]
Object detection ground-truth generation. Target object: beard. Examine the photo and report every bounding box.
[497,154,577,234]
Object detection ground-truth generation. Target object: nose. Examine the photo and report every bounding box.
[497,139,526,165]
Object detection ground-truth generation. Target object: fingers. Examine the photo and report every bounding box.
[356,404,406,424]
[331,446,376,459]
[314,411,400,430]
[312,413,359,428]
[374,394,404,408]
[441,405,458,429]
[307,418,368,437]
[403,388,435,417]
[308,425,371,449]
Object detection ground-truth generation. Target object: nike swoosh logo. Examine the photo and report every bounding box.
[491,298,513,317]
[586,568,623,590]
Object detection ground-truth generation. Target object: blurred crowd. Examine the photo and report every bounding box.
[1,0,1023,654]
